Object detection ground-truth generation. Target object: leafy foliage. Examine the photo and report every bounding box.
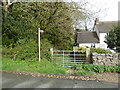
[82,64,120,73]
[78,46,86,51]
[2,2,75,49]
[90,48,112,54]
[2,2,77,61]
[2,39,53,61]
[105,26,120,52]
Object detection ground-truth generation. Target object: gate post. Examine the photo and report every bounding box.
[86,48,90,63]
[63,50,64,67]
[50,48,53,55]
[74,51,75,63]
[50,48,53,60]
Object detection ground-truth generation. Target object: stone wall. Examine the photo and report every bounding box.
[92,53,120,66]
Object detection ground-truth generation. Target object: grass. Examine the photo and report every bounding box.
[2,58,95,75]
[2,58,67,74]
[0,59,2,71]
[2,58,119,76]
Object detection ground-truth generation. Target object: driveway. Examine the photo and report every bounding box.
[1,72,119,88]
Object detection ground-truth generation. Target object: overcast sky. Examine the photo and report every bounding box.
[74,0,120,21]
[88,0,119,21]
[65,0,119,21]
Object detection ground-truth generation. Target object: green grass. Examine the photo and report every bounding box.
[2,58,119,76]
[2,58,67,74]
[0,59,2,70]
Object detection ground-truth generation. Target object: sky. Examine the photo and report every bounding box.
[65,0,119,21]
[88,0,119,21]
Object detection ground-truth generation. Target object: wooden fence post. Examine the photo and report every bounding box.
[74,51,75,63]
[50,48,53,56]
[50,48,53,60]
[63,51,64,67]
[86,48,90,63]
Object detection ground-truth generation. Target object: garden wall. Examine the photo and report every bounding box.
[92,53,120,66]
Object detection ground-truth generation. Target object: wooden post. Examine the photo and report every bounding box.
[50,48,53,60]
[74,51,75,63]
[86,48,90,63]
[50,48,53,56]
[63,51,64,67]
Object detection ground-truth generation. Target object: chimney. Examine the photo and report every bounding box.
[95,18,99,24]
[93,18,99,31]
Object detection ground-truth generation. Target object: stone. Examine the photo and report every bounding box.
[92,53,97,55]
[100,61,104,65]
[106,59,111,62]
[91,53,119,66]
[97,55,103,60]
[106,55,112,59]
[113,54,118,59]
[118,54,120,60]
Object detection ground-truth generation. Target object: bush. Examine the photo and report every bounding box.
[78,46,86,51]
[2,39,53,62]
[82,64,120,73]
[90,48,112,54]
[3,39,38,61]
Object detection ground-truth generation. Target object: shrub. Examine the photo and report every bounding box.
[82,64,120,73]
[2,39,53,62]
[90,48,112,54]
[78,46,86,51]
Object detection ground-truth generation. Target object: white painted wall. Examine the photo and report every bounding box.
[99,33,108,49]
[94,26,100,38]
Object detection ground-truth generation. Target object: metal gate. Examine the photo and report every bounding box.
[52,50,86,67]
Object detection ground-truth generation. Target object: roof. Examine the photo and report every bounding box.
[96,21,118,33]
[77,32,99,43]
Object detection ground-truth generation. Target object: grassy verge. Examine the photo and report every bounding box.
[0,59,2,71]
[2,58,67,74]
[2,58,120,75]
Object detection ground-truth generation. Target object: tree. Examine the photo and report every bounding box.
[2,1,98,49]
[105,26,120,52]
[66,1,104,31]
[2,2,75,49]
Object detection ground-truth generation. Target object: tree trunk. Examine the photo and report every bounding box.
[3,1,8,12]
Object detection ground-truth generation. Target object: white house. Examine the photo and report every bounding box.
[77,19,118,50]
[77,31,99,48]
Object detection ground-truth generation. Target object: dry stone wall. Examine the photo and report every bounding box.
[92,53,120,66]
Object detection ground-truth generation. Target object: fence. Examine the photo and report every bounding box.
[50,48,90,67]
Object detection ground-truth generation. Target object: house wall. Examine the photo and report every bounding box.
[99,33,108,49]
[94,26,100,38]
